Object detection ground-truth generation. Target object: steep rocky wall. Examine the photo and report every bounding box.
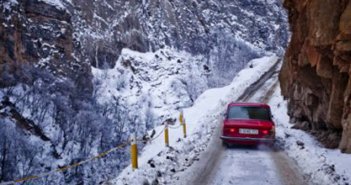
[279,0,351,153]
[0,0,87,88]
[1,1,95,103]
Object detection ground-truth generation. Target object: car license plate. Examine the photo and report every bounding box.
[239,128,258,135]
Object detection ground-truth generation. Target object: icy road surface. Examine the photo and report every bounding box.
[183,65,308,185]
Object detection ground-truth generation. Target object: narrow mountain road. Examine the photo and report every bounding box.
[176,60,309,185]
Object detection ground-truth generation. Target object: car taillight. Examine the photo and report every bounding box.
[262,130,269,135]
[229,128,236,133]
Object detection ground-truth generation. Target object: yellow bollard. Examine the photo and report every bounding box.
[164,122,169,147]
[179,111,184,125]
[182,119,187,138]
[130,134,138,170]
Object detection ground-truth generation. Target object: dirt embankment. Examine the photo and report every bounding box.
[279,0,351,153]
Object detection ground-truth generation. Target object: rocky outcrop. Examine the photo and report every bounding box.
[1,0,76,85]
[0,97,50,141]
[0,0,94,97]
[280,0,351,153]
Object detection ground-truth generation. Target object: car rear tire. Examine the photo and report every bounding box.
[268,140,276,149]
[222,140,228,147]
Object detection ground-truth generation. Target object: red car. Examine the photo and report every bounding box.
[220,102,275,146]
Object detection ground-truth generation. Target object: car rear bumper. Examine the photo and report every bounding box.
[220,136,275,143]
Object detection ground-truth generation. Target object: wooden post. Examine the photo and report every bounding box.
[183,119,187,138]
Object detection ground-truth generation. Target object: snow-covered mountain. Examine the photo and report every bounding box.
[0,0,288,184]
[73,0,289,86]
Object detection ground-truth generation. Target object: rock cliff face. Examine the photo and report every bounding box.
[280,0,351,153]
[0,0,92,93]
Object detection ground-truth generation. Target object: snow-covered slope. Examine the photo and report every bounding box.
[68,0,289,86]
[92,48,210,137]
[0,48,209,185]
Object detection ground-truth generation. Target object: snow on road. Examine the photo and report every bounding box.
[210,147,282,185]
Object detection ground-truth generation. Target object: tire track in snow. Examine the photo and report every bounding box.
[236,59,281,102]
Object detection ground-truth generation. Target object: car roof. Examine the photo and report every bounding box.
[228,102,270,108]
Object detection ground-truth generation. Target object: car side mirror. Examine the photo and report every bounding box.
[224,113,228,119]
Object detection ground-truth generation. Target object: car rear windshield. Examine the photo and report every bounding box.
[227,106,271,121]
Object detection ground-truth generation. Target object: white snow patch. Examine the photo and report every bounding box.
[38,0,65,10]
